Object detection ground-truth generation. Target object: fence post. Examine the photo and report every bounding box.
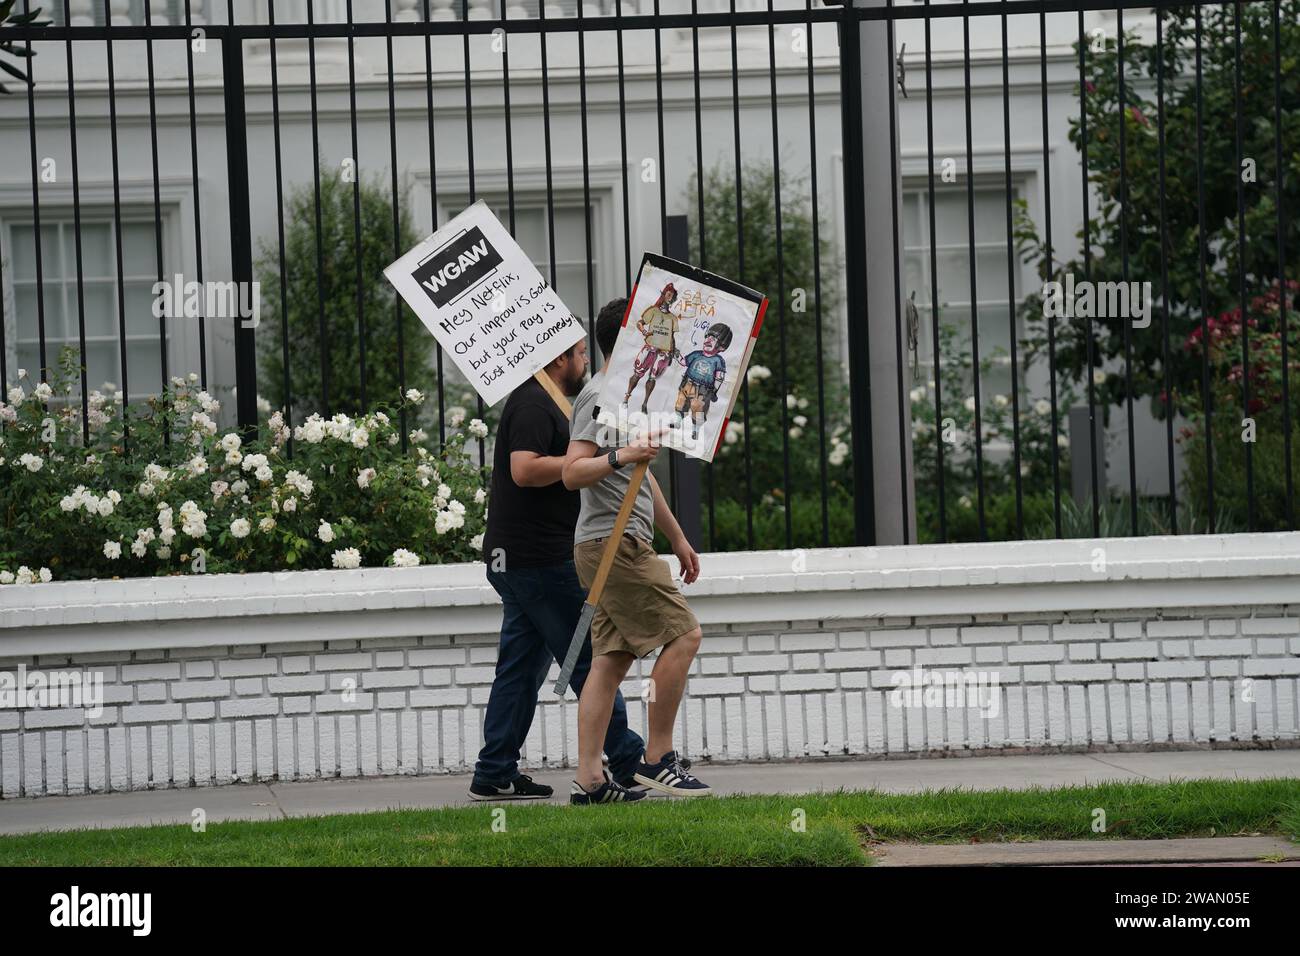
[841,0,916,546]
[223,31,258,438]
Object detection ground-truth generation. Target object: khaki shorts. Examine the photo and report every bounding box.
[573,534,699,659]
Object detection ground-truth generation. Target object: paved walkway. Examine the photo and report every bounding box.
[1,749,1298,837]
[870,836,1300,866]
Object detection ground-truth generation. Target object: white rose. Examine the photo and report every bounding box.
[467,419,488,439]
[230,518,251,539]
[19,453,43,473]
[283,497,297,513]
[474,488,486,505]
[391,548,420,568]
[0,570,14,584]
[259,517,276,532]
[103,541,122,560]
[357,468,376,489]
[331,547,361,569]
[470,533,484,552]
[405,388,425,404]
[317,521,335,543]
[97,497,114,517]
[351,426,370,449]
[1034,399,1052,416]
[39,567,52,583]
[226,449,242,466]
[219,433,242,453]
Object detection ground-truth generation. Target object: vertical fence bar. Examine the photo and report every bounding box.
[1274,0,1293,530]
[223,29,257,436]
[925,0,945,542]
[306,0,331,416]
[730,0,754,548]
[690,0,714,549]
[23,0,47,382]
[462,0,485,464]
[1194,7,1214,528]
[347,0,368,410]
[183,0,208,389]
[768,0,792,548]
[386,0,407,447]
[1078,7,1099,534]
[1001,5,1023,538]
[806,0,828,548]
[1156,7,1175,531]
[884,0,909,544]
[1039,8,1061,538]
[268,0,294,456]
[1117,6,1136,533]
[838,1,875,547]
[105,0,130,439]
[1232,0,1253,530]
[961,0,985,537]
[61,0,89,440]
[144,1,169,404]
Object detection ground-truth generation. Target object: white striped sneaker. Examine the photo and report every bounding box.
[632,750,712,797]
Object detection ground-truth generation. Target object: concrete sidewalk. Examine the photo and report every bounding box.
[1,749,1298,837]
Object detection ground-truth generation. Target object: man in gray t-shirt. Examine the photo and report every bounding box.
[561,297,711,805]
[569,373,655,546]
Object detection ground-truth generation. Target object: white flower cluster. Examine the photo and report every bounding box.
[331,547,361,569]
[241,452,273,483]
[179,500,207,538]
[131,527,156,558]
[0,566,53,585]
[434,498,467,535]
[391,548,420,567]
[58,486,122,517]
[284,470,314,498]
[746,365,772,384]
[293,412,383,449]
[467,419,488,440]
[18,452,44,473]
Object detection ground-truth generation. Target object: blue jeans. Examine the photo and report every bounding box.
[474,560,645,786]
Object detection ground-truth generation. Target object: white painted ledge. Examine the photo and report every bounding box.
[3,532,1299,655]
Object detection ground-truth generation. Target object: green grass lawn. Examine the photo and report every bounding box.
[2,779,1298,866]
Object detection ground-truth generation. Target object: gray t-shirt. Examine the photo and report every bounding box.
[570,372,655,545]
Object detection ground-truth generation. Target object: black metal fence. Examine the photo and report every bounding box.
[0,0,1295,551]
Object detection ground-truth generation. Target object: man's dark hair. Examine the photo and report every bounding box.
[595,297,627,360]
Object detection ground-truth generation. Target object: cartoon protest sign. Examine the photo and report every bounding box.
[593,253,767,462]
[383,200,586,407]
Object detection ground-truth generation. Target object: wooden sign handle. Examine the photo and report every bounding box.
[586,459,648,605]
[532,369,572,417]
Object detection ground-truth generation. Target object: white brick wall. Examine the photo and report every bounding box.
[3,533,1300,796]
[3,608,1299,797]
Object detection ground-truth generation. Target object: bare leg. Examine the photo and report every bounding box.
[642,375,657,413]
[645,627,701,764]
[624,371,641,404]
[577,651,636,790]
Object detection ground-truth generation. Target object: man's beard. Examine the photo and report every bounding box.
[563,366,587,397]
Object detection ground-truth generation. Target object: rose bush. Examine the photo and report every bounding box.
[0,350,488,584]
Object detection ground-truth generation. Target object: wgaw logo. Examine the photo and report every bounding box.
[49,886,151,936]
[412,225,504,308]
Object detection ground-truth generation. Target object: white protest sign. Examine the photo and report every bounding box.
[383,200,587,406]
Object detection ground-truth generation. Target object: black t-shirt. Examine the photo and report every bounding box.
[482,377,580,568]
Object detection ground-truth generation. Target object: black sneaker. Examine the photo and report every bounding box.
[569,772,647,805]
[633,750,711,797]
[615,754,692,789]
[468,773,553,801]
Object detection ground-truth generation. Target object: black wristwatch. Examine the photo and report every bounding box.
[607,449,623,470]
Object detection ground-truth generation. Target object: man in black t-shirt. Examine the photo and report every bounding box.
[470,337,646,800]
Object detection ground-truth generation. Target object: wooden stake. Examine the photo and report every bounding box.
[553,460,649,695]
[532,369,572,417]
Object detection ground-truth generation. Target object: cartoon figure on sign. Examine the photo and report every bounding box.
[623,282,679,413]
[674,321,733,440]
